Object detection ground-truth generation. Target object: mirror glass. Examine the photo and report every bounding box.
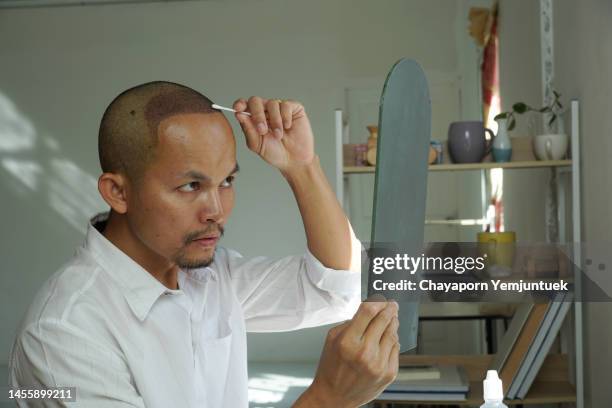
[368,58,431,352]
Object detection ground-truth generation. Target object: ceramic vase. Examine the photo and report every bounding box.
[493,118,512,162]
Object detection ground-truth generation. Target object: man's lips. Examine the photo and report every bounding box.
[190,235,219,248]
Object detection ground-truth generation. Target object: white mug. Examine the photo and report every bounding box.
[533,133,568,161]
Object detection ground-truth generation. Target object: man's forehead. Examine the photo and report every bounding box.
[151,112,236,177]
[158,112,235,144]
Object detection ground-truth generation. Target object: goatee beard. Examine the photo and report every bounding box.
[177,256,214,270]
[176,224,225,270]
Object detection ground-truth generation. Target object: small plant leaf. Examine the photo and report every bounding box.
[513,102,528,114]
[495,112,508,120]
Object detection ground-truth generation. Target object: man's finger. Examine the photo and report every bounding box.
[386,341,400,379]
[265,99,283,140]
[378,316,399,359]
[345,301,387,339]
[363,302,398,345]
[234,112,262,153]
[279,101,293,130]
[232,98,248,113]
[247,96,268,136]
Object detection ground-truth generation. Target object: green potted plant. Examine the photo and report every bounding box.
[494,90,568,161]
[494,90,564,131]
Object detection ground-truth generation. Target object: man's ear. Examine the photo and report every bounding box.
[98,172,130,214]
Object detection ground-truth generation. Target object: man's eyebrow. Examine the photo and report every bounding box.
[181,170,210,181]
[180,163,239,181]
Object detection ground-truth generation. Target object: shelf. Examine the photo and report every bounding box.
[425,218,486,226]
[343,159,572,174]
[374,354,575,406]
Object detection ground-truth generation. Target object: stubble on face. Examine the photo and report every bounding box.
[173,223,226,269]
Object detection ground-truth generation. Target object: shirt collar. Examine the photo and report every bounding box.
[83,212,171,322]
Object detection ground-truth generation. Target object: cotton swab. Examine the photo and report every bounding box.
[212,103,252,116]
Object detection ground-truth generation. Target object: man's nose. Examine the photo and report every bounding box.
[198,189,224,224]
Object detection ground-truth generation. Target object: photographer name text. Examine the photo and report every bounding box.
[372,279,569,293]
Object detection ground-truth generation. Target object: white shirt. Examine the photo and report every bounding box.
[9,214,362,407]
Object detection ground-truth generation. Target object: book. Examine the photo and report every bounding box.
[395,365,441,381]
[498,303,549,395]
[516,292,574,399]
[506,291,566,398]
[377,390,467,401]
[489,302,534,371]
[386,364,468,393]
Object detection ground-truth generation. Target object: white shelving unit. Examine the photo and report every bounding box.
[334,100,583,406]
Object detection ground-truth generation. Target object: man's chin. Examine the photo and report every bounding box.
[176,241,218,269]
[176,255,214,270]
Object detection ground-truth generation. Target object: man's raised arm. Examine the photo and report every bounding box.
[232,97,356,270]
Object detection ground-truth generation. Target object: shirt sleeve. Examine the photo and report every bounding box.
[9,320,145,408]
[223,228,363,332]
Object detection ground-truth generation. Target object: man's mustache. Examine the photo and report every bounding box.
[184,224,225,244]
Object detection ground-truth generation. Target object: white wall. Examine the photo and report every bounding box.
[498,0,549,243]
[554,0,612,405]
[0,0,469,365]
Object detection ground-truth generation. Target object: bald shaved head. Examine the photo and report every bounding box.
[98,81,217,182]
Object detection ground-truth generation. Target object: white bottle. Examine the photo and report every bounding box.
[480,370,509,408]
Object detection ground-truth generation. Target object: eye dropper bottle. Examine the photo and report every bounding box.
[480,370,508,408]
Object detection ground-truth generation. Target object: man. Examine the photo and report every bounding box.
[10,81,399,407]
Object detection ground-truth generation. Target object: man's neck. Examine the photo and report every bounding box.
[102,211,179,290]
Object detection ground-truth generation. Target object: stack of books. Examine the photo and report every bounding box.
[378,364,469,401]
[490,290,574,399]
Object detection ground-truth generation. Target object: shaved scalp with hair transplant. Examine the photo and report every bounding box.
[98,81,217,182]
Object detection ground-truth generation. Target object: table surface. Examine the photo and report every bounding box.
[248,362,316,408]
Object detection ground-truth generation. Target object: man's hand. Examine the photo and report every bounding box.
[232,97,315,173]
[234,95,355,271]
[294,301,400,408]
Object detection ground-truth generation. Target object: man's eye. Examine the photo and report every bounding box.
[220,175,235,188]
[178,182,200,192]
